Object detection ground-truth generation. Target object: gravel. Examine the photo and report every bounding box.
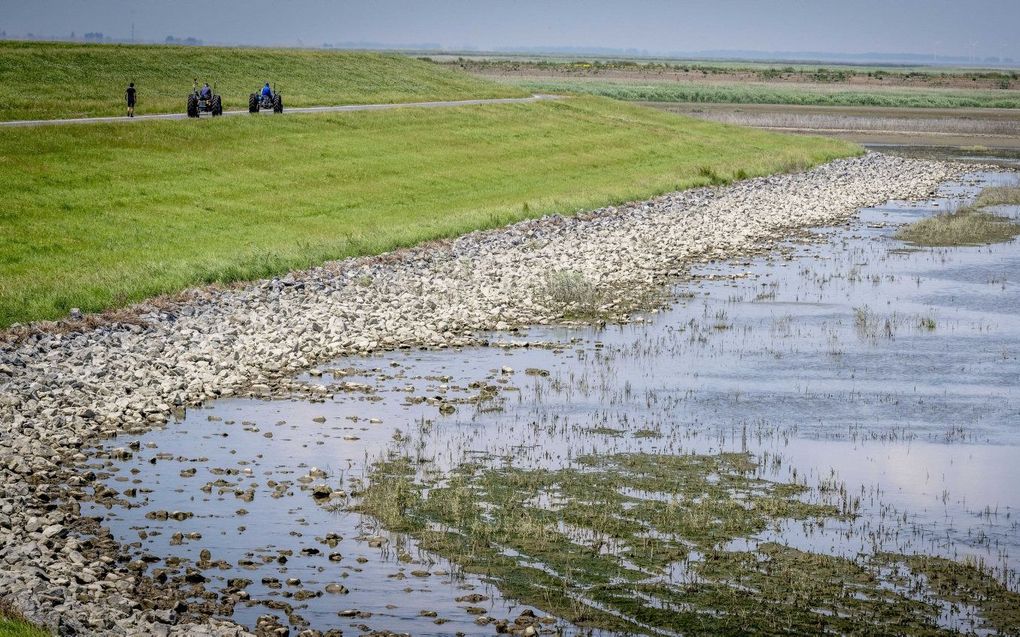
[0,152,979,635]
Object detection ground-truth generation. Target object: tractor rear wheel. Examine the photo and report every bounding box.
[187,95,198,118]
[212,95,223,116]
[249,93,258,113]
[273,95,283,113]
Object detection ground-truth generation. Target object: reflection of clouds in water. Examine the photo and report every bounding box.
[778,439,1019,512]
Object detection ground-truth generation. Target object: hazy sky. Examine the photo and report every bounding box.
[3,0,1019,59]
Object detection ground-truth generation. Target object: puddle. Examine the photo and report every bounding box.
[84,169,1020,634]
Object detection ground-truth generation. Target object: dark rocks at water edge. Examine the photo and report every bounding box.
[0,152,991,635]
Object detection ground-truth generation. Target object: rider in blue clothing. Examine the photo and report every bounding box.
[261,83,272,98]
[200,83,212,99]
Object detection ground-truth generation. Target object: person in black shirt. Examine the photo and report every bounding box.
[126,82,137,117]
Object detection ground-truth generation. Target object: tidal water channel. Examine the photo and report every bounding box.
[85,168,1020,635]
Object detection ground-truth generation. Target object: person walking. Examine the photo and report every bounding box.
[125,82,137,117]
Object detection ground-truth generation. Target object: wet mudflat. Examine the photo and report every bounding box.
[84,170,1020,635]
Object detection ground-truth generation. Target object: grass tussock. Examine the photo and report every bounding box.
[895,186,1020,247]
[974,186,1020,208]
[0,97,858,327]
[544,270,603,318]
[0,41,527,120]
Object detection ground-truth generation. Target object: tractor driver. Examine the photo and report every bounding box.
[261,83,272,98]
[200,83,212,100]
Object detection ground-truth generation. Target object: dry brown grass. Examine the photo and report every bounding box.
[975,186,1020,208]
[896,188,1020,247]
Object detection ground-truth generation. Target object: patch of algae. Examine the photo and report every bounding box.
[353,452,1020,635]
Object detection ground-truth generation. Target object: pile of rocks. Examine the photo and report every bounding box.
[0,153,976,635]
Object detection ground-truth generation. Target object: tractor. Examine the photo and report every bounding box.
[187,82,223,118]
[249,84,283,114]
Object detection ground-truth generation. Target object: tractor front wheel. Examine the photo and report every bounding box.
[212,95,223,116]
[273,94,283,113]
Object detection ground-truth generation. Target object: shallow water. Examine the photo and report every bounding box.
[86,169,1020,635]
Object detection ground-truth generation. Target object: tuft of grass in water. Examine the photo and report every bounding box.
[351,451,1020,635]
[974,185,1020,208]
[0,96,857,327]
[895,207,1020,247]
[896,185,1020,247]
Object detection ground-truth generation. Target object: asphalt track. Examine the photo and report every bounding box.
[0,94,561,128]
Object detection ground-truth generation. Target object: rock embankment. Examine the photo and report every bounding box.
[0,153,973,635]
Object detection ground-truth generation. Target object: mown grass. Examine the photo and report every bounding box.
[0,41,527,120]
[896,186,1020,246]
[0,97,858,327]
[504,78,1020,109]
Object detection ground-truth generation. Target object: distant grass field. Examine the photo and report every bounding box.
[0,41,527,120]
[504,78,1020,109]
[0,97,858,326]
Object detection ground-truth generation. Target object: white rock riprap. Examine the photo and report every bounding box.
[0,152,981,635]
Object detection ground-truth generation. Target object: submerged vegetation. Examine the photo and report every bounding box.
[896,186,1020,247]
[353,451,1020,635]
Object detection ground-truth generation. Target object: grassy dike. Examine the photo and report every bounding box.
[0,96,858,327]
[0,41,526,120]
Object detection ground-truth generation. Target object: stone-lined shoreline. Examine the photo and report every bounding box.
[0,153,981,636]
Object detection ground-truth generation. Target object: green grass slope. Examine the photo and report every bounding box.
[0,97,859,327]
[0,602,48,637]
[0,619,48,637]
[0,41,527,120]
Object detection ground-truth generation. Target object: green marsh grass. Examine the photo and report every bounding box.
[896,186,1020,247]
[0,41,527,120]
[353,451,1020,635]
[0,97,858,326]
